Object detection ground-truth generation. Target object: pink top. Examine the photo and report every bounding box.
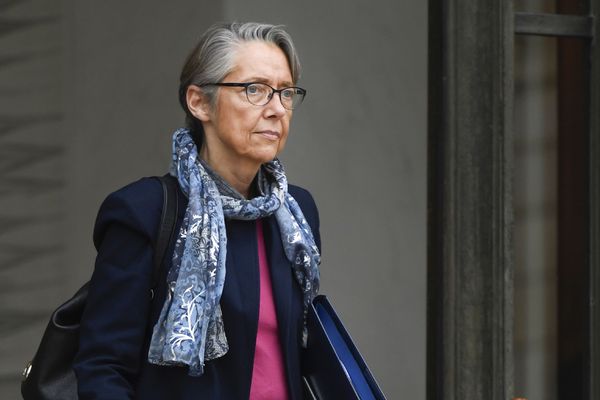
[249,220,289,400]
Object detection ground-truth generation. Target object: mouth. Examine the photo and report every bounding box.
[255,130,281,140]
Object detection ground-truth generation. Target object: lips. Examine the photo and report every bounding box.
[255,130,281,140]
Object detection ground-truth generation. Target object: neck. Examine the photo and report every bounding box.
[199,147,259,198]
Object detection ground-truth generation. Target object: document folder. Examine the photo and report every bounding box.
[302,295,387,400]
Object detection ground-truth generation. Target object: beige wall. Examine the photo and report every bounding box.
[1,2,427,398]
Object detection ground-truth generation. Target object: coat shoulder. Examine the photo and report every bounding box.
[93,177,164,249]
[288,184,317,213]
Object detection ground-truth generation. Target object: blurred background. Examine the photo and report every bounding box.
[0,1,427,399]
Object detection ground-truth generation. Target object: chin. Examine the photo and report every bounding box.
[252,148,281,165]
[255,155,278,165]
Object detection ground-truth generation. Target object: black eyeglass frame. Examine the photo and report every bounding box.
[199,82,307,110]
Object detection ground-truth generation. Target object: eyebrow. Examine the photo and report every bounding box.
[243,76,295,87]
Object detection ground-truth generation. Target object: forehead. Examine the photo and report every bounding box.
[227,41,293,85]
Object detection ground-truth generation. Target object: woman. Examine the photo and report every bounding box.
[74,22,321,400]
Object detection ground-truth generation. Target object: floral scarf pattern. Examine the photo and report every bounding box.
[147,128,321,376]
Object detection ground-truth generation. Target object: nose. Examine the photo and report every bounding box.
[264,92,288,118]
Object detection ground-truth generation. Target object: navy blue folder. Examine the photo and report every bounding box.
[302,295,387,400]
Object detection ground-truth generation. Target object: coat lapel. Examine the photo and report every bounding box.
[222,219,260,395]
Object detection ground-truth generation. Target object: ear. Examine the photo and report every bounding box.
[186,85,212,122]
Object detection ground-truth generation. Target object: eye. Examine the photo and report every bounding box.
[246,84,260,95]
[246,83,270,97]
[281,88,295,99]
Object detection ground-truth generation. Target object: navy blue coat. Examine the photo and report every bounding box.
[73,177,321,400]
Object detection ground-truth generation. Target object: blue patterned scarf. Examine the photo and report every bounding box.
[147,128,321,376]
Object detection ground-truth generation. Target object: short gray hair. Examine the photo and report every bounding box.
[178,22,302,146]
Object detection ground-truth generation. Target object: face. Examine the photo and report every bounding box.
[196,41,293,171]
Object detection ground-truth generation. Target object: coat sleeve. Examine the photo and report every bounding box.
[74,178,162,400]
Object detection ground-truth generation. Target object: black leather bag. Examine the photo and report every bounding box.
[21,175,179,400]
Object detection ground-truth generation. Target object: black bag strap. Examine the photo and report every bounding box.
[151,174,179,297]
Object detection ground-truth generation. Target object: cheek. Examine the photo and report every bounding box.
[217,98,257,130]
[277,122,291,151]
[240,110,266,135]
[277,137,288,154]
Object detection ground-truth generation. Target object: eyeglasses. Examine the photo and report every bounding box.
[200,82,307,110]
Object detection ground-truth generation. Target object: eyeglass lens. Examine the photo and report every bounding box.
[245,83,304,109]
